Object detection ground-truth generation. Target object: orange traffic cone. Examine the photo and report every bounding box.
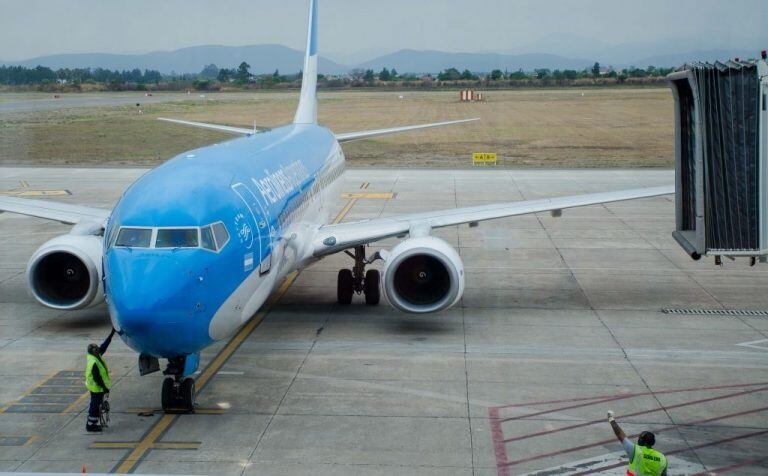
[81,464,86,473]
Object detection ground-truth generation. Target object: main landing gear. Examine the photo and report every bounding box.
[161,356,196,413]
[337,245,381,305]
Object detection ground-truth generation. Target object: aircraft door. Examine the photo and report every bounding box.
[231,183,271,274]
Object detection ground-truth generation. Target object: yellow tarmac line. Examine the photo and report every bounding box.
[21,435,40,448]
[334,198,357,224]
[0,371,58,414]
[341,192,393,199]
[111,196,359,474]
[60,391,89,414]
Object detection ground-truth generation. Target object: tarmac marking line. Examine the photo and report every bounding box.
[690,455,768,475]
[0,371,60,414]
[500,385,768,442]
[340,192,393,199]
[572,429,768,475]
[495,380,768,410]
[489,383,768,473]
[110,198,358,473]
[500,403,768,468]
[60,391,90,414]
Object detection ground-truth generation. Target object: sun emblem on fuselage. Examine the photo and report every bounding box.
[234,212,254,249]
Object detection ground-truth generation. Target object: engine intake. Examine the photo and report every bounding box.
[27,234,104,310]
[381,236,464,313]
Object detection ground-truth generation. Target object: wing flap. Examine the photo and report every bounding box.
[335,118,480,143]
[0,196,110,225]
[313,186,673,256]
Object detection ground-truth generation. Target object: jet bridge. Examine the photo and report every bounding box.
[667,53,768,262]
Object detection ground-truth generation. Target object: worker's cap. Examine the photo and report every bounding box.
[87,343,100,355]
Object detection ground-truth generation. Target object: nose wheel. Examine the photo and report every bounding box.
[161,377,195,413]
[161,356,196,413]
[337,245,381,305]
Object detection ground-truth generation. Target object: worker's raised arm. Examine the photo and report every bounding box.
[98,328,116,355]
[608,411,626,442]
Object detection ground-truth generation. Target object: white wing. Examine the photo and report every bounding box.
[335,118,480,143]
[313,186,673,256]
[0,196,111,225]
[157,118,256,135]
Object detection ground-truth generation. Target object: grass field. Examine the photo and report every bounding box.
[0,89,674,167]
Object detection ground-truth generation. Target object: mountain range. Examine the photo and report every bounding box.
[2,39,766,75]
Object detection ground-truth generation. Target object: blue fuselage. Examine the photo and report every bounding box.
[103,124,343,358]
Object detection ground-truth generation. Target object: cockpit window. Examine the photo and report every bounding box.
[115,228,152,248]
[200,226,216,251]
[155,228,199,248]
[212,222,230,250]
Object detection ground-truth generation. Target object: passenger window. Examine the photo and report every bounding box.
[156,228,198,248]
[115,228,152,248]
[212,222,230,250]
[201,226,216,251]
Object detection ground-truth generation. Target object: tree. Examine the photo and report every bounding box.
[363,69,375,82]
[199,64,219,80]
[535,68,551,79]
[437,68,461,81]
[390,68,399,80]
[490,69,503,81]
[508,69,528,80]
[460,69,475,80]
[217,68,231,82]
[592,62,601,79]
[236,62,251,83]
[379,67,391,81]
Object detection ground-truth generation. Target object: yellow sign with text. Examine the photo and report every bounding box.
[472,152,497,166]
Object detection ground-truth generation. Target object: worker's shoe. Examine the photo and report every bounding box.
[86,416,102,433]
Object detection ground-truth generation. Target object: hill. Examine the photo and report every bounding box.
[1,44,348,75]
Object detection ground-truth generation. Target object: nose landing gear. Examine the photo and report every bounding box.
[337,245,381,305]
[161,356,196,413]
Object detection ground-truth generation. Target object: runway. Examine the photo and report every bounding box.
[1,167,767,475]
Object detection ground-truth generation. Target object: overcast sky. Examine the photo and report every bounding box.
[0,0,765,61]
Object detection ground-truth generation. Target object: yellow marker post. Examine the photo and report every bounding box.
[472,153,497,166]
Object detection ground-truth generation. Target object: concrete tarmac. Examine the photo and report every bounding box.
[1,167,767,475]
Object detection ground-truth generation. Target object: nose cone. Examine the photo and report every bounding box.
[106,249,213,357]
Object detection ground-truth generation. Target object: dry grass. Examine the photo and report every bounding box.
[0,88,674,167]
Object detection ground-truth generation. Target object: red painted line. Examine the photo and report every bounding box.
[501,404,768,468]
[690,455,768,475]
[501,386,768,444]
[571,429,768,476]
[494,381,768,410]
[488,407,510,476]
[500,394,642,423]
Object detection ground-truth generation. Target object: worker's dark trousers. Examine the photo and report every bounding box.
[86,392,104,431]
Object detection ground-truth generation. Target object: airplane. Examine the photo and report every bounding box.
[0,0,672,412]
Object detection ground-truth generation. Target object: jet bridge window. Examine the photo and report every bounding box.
[155,228,199,248]
[115,228,152,248]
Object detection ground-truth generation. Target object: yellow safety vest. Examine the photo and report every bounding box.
[627,444,667,476]
[85,353,112,393]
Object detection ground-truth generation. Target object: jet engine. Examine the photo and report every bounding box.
[26,232,104,310]
[381,236,464,313]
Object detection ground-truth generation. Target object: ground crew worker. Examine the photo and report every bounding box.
[607,410,668,476]
[85,328,116,432]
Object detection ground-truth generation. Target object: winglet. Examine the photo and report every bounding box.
[294,0,318,124]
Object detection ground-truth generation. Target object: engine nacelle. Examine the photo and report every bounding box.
[26,234,104,310]
[381,236,465,313]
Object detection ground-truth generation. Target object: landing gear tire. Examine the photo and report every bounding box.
[364,269,380,305]
[179,377,195,411]
[337,269,353,305]
[161,376,195,413]
[161,377,175,411]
